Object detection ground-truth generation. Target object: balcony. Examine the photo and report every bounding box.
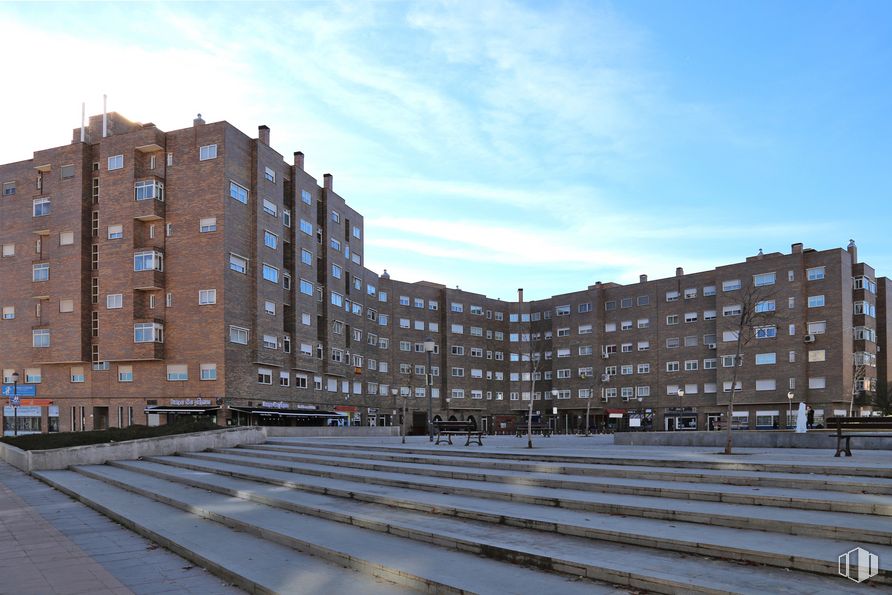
[133,178,165,221]
[132,268,164,290]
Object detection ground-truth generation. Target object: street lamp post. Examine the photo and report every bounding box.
[392,388,407,444]
[11,371,19,437]
[787,391,794,429]
[424,337,435,442]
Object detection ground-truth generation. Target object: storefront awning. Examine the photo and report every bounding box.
[145,406,220,414]
[229,407,342,418]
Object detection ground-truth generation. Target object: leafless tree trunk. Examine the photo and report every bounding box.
[723,285,780,455]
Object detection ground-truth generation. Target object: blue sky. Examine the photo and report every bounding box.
[1,1,890,299]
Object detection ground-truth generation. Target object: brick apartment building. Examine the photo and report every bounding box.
[1,112,889,435]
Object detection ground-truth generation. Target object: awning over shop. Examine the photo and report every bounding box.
[145,405,220,414]
[607,408,626,418]
[229,407,342,418]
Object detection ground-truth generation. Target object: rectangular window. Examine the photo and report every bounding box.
[808,349,826,362]
[32,263,49,282]
[264,167,276,182]
[200,363,217,380]
[166,365,188,381]
[134,322,164,343]
[722,279,741,291]
[684,312,698,323]
[807,295,825,308]
[807,321,827,334]
[753,272,776,286]
[666,314,679,325]
[263,334,278,350]
[755,325,777,339]
[752,352,776,366]
[106,294,123,309]
[107,224,123,240]
[133,251,163,272]
[257,368,273,385]
[263,199,278,217]
[134,180,164,201]
[229,254,248,274]
[32,329,50,348]
[108,155,123,170]
[808,377,826,389]
[33,197,51,217]
[199,144,218,160]
[229,326,249,344]
[2,181,15,196]
[230,181,248,204]
[199,217,217,232]
[263,230,278,249]
[118,365,133,383]
[807,266,825,281]
[665,290,680,302]
[755,300,775,313]
[198,289,216,305]
[2,243,14,257]
[2,306,14,319]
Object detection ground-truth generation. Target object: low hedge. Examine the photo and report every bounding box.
[1,418,222,451]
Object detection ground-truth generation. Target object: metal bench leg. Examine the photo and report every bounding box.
[845,437,852,457]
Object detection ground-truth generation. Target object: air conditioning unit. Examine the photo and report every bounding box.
[601,353,610,359]
[707,343,717,350]
[803,334,816,343]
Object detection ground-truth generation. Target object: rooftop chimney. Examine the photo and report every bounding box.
[294,151,304,170]
[258,125,270,145]
[193,113,205,126]
[848,239,858,264]
[323,173,333,191]
[675,267,684,277]
[791,242,803,254]
[639,274,647,284]
[517,288,524,303]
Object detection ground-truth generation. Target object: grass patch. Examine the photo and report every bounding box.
[1,418,222,451]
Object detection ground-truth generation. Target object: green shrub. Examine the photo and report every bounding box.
[1,418,222,451]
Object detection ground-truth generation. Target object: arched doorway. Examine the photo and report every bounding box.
[448,414,458,422]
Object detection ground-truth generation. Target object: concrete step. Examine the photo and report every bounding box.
[31,469,416,595]
[174,450,892,546]
[214,446,892,514]
[268,439,892,478]
[245,443,892,495]
[139,457,892,574]
[66,463,626,595]
[101,461,880,593]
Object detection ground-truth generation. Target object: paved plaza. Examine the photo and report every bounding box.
[3,434,891,593]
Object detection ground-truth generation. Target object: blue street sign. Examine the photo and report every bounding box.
[10,395,20,406]
[1,384,36,397]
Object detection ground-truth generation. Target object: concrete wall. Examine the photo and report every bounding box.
[263,426,400,438]
[614,430,892,450]
[0,427,266,473]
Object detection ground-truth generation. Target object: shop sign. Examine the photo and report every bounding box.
[170,398,211,406]
[2,384,37,397]
[294,404,317,410]
[3,406,42,417]
[368,408,379,414]
[261,401,290,409]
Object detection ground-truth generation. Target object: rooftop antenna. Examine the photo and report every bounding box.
[102,94,108,138]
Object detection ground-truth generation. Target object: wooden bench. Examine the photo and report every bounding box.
[827,416,892,457]
[434,420,484,446]
[515,423,553,437]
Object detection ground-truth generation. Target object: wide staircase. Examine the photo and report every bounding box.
[33,439,892,594]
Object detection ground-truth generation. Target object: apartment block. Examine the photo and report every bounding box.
[0,112,886,435]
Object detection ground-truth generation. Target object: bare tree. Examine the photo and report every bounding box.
[525,330,547,448]
[722,283,781,455]
[580,371,609,436]
[849,360,871,417]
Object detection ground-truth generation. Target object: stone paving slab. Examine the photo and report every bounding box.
[177,450,892,544]
[108,457,882,593]
[0,462,242,595]
[66,464,626,595]
[34,469,418,595]
[215,446,892,513]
